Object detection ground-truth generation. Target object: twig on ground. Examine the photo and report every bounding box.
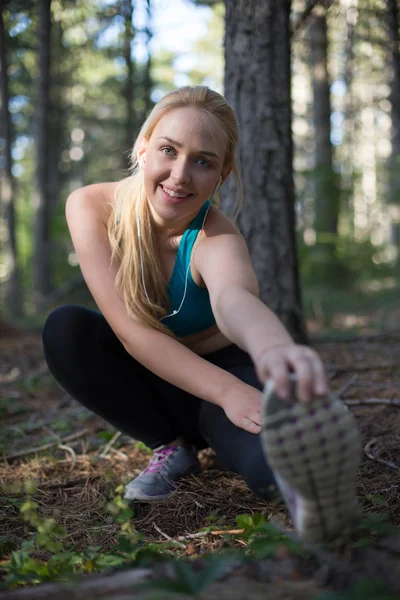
[344,398,400,407]
[364,438,400,470]
[175,528,245,542]
[153,522,186,548]
[336,375,358,398]
[109,447,128,461]
[2,428,89,462]
[327,363,399,372]
[38,476,100,490]
[99,431,122,458]
[350,381,400,389]
[58,444,77,471]
[311,327,400,344]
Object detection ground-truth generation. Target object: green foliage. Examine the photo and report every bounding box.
[0,482,173,588]
[235,513,303,559]
[350,513,399,548]
[135,441,153,454]
[314,579,399,600]
[135,557,230,597]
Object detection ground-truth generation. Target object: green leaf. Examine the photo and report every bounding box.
[114,508,134,523]
[194,558,228,591]
[235,514,255,530]
[135,441,153,454]
[246,538,279,559]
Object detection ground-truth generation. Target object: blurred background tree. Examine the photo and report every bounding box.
[0,0,399,336]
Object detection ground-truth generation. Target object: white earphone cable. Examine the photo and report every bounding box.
[137,166,218,320]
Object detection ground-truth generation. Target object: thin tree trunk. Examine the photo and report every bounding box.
[48,18,63,217]
[142,0,153,118]
[386,0,400,266]
[0,6,22,318]
[310,4,340,242]
[342,0,358,240]
[222,0,307,342]
[122,0,135,171]
[33,0,52,303]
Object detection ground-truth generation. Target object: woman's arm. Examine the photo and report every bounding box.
[194,231,328,403]
[65,188,261,432]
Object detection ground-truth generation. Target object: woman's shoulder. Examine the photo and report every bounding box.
[205,204,242,238]
[67,181,120,225]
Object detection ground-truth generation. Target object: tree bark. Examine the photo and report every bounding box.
[342,0,358,240]
[310,4,340,241]
[0,5,22,318]
[33,0,53,302]
[386,0,400,264]
[142,0,153,119]
[222,0,307,342]
[122,0,135,171]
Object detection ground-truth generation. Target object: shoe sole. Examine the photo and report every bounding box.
[260,376,361,542]
[123,488,177,502]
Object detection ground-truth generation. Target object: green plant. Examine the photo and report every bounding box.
[235,513,303,559]
[134,557,230,597]
[314,579,399,600]
[1,481,172,588]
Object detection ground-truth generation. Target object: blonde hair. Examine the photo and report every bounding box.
[108,86,243,336]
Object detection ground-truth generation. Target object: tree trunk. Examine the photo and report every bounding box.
[142,0,153,118]
[222,0,306,342]
[386,0,400,266]
[33,0,52,303]
[122,0,135,171]
[47,18,64,217]
[342,0,358,240]
[309,4,340,242]
[0,6,22,318]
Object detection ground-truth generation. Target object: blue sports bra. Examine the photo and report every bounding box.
[160,200,216,337]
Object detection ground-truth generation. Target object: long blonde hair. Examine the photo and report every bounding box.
[108,86,243,336]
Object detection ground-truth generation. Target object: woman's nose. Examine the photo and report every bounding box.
[171,159,191,183]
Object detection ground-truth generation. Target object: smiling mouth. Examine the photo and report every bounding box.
[161,185,193,199]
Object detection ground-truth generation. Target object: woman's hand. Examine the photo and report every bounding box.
[256,344,328,404]
[219,382,263,435]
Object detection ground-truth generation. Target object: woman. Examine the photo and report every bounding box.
[42,86,361,542]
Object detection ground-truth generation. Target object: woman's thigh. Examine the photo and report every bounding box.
[42,305,204,448]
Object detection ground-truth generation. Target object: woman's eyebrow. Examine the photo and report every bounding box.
[158,136,220,159]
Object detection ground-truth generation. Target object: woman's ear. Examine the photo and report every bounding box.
[137,137,148,168]
[220,166,232,187]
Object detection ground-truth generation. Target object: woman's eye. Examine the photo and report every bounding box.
[197,158,211,168]
[162,147,175,156]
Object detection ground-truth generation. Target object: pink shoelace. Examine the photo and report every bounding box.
[143,446,177,474]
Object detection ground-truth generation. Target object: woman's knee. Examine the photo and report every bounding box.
[42,304,91,363]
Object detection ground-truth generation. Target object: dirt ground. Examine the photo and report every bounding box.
[1,326,400,597]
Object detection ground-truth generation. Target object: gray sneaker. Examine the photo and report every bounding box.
[124,444,201,501]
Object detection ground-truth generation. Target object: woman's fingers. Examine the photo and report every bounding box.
[291,355,314,403]
[309,351,328,396]
[243,418,261,435]
[257,345,329,405]
[260,354,289,398]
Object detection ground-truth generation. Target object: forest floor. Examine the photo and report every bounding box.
[1,311,400,598]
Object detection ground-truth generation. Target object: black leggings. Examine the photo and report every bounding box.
[42,305,276,498]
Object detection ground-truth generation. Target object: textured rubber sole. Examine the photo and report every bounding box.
[123,486,176,502]
[260,376,362,542]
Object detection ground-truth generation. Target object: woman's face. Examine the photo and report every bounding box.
[141,106,229,228]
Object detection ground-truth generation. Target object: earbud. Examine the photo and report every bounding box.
[215,176,223,193]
